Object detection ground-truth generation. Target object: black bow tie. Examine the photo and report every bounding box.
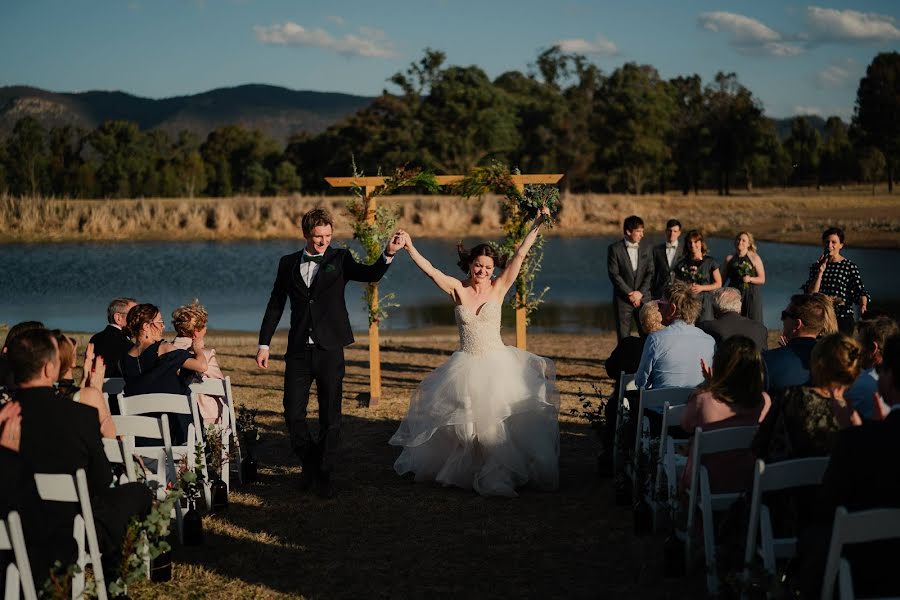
[302,254,324,264]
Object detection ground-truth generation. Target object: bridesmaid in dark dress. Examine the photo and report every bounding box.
[121,303,208,444]
[724,231,766,323]
[673,229,722,322]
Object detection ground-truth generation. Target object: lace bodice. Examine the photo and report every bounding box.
[455,301,504,355]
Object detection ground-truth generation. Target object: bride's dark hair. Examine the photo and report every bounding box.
[456,243,506,274]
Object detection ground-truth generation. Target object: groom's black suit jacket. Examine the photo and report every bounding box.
[259,246,390,355]
[607,240,654,302]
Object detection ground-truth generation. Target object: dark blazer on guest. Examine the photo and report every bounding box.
[651,240,681,299]
[762,336,817,394]
[259,246,391,356]
[697,311,769,352]
[88,324,133,377]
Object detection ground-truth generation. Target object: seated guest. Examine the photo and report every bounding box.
[51,329,79,400]
[0,321,45,389]
[635,280,714,390]
[601,301,666,473]
[845,316,898,420]
[89,297,137,377]
[680,335,771,493]
[753,333,862,462]
[171,300,226,425]
[121,303,207,444]
[797,333,900,598]
[763,294,837,396]
[697,287,768,352]
[6,329,151,568]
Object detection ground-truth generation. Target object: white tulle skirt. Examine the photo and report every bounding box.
[389,345,560,497]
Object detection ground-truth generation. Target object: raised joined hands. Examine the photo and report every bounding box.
[0,401,22,453]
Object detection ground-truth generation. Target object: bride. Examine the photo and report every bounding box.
[389,207,560,497]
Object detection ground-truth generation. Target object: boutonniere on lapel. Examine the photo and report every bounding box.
[323,263,337,273]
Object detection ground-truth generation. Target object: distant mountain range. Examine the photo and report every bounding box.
[0,84,374,145]
[0,83,837,146]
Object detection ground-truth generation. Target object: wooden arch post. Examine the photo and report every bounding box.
[326,173,562,406]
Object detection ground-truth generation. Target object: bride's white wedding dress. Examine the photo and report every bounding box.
[389,300,560,497]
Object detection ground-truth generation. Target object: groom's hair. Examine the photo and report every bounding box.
[301,208,334,236]
[456,243,506,274]
[623,215,644,234]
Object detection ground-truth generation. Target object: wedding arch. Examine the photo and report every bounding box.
[325,167,563,406]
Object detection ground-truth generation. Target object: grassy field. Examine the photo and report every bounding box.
[2,188,899,248]
[49,327,717,600]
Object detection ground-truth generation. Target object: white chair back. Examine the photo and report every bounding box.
[190,376,242,487]
[632,386,694,500]
[103,437,137,483]
[821,506,900,600]
[1,512,38,600]
[651,401,689,531]
[612,372,637,477]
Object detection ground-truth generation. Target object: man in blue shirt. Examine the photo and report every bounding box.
[635,280,714,389]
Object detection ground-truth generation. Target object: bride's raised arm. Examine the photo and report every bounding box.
[404,234,462,299]
[494,206,550,294]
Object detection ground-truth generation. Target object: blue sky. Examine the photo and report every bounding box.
[2,1,898,121]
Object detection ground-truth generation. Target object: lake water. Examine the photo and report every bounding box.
[0,236,895,335]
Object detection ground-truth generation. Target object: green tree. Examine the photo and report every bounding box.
[5,117,50,197]
[171,131,207,198]
[857,146,886,194]
[201,125,280,196]
[669,75,709,194]
[594,63,676,194]
[853,52,900,192]
[784,117,821,186]
[88,120,153,198]
[47,125,87,197]
[272,160,301,194]
[818,117,854,185]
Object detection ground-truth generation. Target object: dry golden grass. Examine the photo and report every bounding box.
[72,328,706,599]
[3,188,899,247]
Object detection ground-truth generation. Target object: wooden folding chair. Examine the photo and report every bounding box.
[631,387,695,503]
[190,376,241,487]
[682,425,759,596]
[118,393,211,508]
[33,469,108,600]
[821,506,900,600]
[1,511,38,600]
[742,457,830,593]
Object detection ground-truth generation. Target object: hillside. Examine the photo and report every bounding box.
[0,84,374,144]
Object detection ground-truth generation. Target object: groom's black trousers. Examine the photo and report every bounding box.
[283,344,345,475]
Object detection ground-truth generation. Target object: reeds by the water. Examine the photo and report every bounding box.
[2,190,898,247]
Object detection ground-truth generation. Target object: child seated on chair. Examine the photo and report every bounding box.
[171,300,227,425]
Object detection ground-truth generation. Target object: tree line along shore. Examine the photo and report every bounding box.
[1,190,899,248]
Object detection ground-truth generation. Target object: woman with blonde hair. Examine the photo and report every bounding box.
[724,231,766,323]
[754,333,863,462]
[171,300,226,425]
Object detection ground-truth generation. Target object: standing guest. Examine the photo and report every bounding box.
[672,229,722,323]
[651,219,682,300]
[753,333,863,462]
[0,321,45,389]
[607,215,654,340]
[804,227,870,335]
[723,231,765,323]
[256,207,406,498]
[697,287,768,352]
[121,303,207,444]
[635,281,714,390]
[171,300,227,425]
[846,316,899,420]
[89,297,137,377]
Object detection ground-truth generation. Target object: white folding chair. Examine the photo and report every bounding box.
[651,401,689,531]
[821,506,900,600]
[112,414,187,543]
[118,393,211,509]
[612,372,637,480]
[631,387,695,503]
[742,457,830,591]
[682,425,759,596]
[33,470,108,600]
[190,376,241,487]
[103,437,137,484]
[1,512,38,600]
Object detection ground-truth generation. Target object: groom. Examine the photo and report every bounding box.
[257,207,405,497]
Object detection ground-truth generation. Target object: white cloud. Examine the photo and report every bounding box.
[555,34,618,57]
[325,15,345,27]
[254,22,397,58]
[698,11,803,57]
[793,105,823,117]
[814,58,857,89]
[806,6,900,44]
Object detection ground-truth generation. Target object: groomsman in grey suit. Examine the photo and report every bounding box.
[607,215,654,340]
[651,219,682,299]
